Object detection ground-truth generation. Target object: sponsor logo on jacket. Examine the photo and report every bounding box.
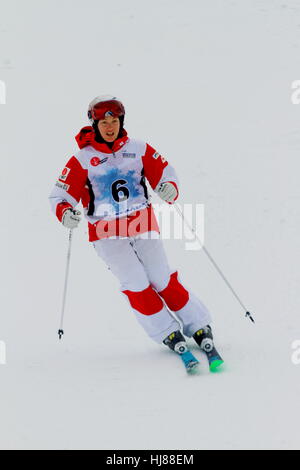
[153,152,166,163]
[90,156,108,166]
[59,167,70,181]
[122,152,136,158]
[56,181,70,191]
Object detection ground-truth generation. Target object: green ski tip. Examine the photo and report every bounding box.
[209,359,224,373]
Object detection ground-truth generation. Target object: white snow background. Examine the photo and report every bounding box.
[0,0,300,450]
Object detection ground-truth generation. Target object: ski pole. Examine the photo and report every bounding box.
[174,203,255,323]
[58,229,74,339]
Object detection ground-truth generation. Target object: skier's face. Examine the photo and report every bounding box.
[98,115,120,142]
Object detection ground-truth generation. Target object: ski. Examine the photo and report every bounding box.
[180,350,200,374]
[193,327,224,372]
[202,347,224,373]
[163,331,200,375]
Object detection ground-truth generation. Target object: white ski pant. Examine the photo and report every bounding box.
[93,237,212,343]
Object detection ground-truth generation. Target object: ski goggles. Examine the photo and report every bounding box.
[89,100,125,121]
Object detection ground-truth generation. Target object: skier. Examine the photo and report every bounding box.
[49,95,223,373]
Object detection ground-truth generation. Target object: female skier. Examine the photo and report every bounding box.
[49,95,223,373]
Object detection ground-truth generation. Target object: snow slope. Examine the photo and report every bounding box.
[0,0,300,450]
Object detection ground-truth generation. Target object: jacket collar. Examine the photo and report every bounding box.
[75,126,129,154]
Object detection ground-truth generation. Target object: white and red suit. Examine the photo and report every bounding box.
[49,127,212,342]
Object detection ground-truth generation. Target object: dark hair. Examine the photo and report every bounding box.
[93,115,124,147]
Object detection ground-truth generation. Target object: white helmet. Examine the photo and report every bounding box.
[88,95,125,124]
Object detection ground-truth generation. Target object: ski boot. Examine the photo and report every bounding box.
[193,326,224,372]
[163,330,200,374]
